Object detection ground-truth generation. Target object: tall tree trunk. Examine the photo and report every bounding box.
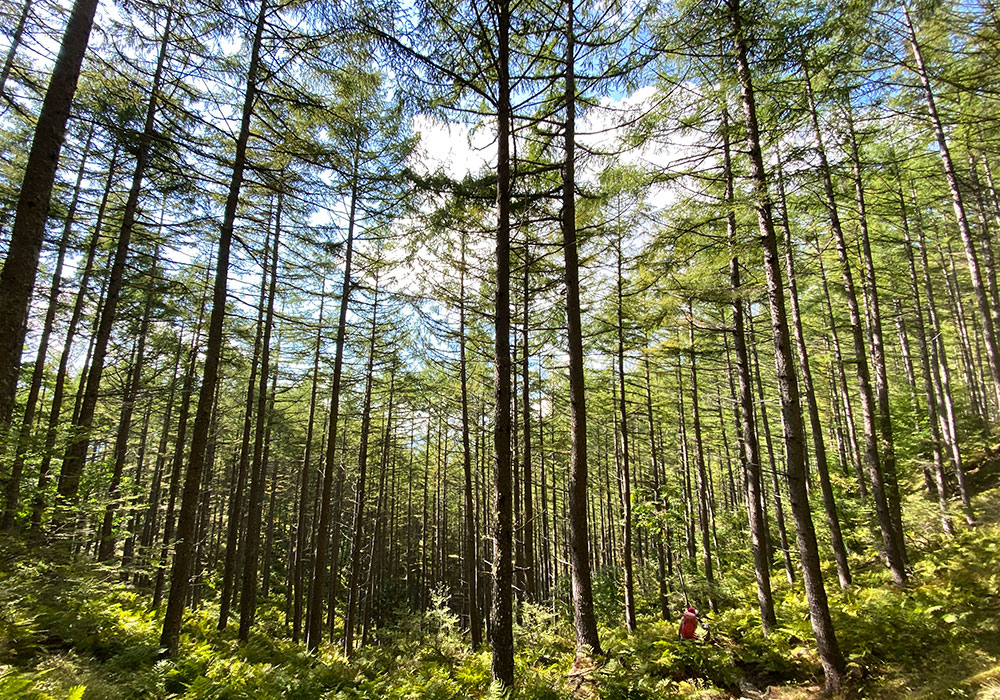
[905,6,1000,413]
[30,145,120,530]
[846,106,905,562]
[0,0,33,97]
[159,0,268,657]
[306,141,360,652]
[521,241,535,602]
[815,245,867,498]
[563,0,601,659]
[136,338,183,585]
[677,360,697,565]
[152,341,199,610]
[617,238,637,630]
[913,202,976,527]
[218,230,269,630]
[490,0,516,684]
[97,253,156,560]
[344,284,380,655]
[239,192,282,641]
[723,108,776,632]
[2,126,93,530]
[803,70,906,586]
[776,156,851,589]
[748,309,795,585]
[730,1,846,689]
[292,287,325,642]
[55,6,174,515]
[688,309,717,610]
[0,0,102,433]
[459,234,482,648]
[898,184,955,533]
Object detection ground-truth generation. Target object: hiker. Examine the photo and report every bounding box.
[679,605,707,640]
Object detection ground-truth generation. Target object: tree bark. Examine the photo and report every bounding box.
[913,201,976,527]
[344,284,380,655]
[239,192,282,641]
[30,145,119,530]
[730,1,845,689]
[0,0,101,434]
[722,108,776,632]
[306,141,359,651]
[688,309,717,610]
[0,0,33,98]
[898,185,955,533]
[617,237,637,631]
[845,106,905,561]
[776,155,851,589]
[55,5,174,514]
[97,252,156,560]
[218,230,269,630]
[803,71,906,585]
[2,126,93,530]
[459,233,482,648]
[292,287,325,642]
[563,0,601,659]
[159,0,268,657]
[905,6,1000,413]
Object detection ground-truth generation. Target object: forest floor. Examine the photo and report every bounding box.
[1,452,999,699]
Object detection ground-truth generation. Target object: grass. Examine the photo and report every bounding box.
[1,454,999,698]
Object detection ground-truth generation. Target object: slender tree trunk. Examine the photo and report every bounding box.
[344,284,380,655]
[2,126,93,530]
[893,298,918,395]
[730,2,846,689]
[326,425,348,641]
[239,193,282,641]
[55,6,174,515]
[218,231,269,630]
[776,156,851,589]
[260,354,279,598]
[0,0,33,98]
[722,108,776,632]
[152,342,199,610]
[677,360,697,565]
[748,309,795,585]
[563,0,601,658]
[815,246,867,498]
[617,238,637,630]
[688,309,717,610]
[905,6,1000,412]
[490,0,516,684]
[306,141,360,651]
[521,241,535,602]
[159,0,268,657]
[459,234,482,648]
[644,350,670,622]
[0,0,102,434]
[803,70,906,586]
[845,107,905,561]
[292,288,325,642]
[30,145,120,530]
[939,242,987,422]
[121,393,153,578]
[97,256,156,560]
[136,338,183,585]
[898,185,955,533]
[914,204,976,527]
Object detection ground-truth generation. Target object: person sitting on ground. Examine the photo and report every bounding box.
[678,605,708,640]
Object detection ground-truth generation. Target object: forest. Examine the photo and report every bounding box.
[1,0,1000,696]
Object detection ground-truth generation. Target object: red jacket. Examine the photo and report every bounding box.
[680,610,699,639]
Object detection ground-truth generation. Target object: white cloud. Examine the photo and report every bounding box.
[410,114,494,179]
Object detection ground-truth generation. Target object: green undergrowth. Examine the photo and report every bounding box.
[1,455,999,698]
